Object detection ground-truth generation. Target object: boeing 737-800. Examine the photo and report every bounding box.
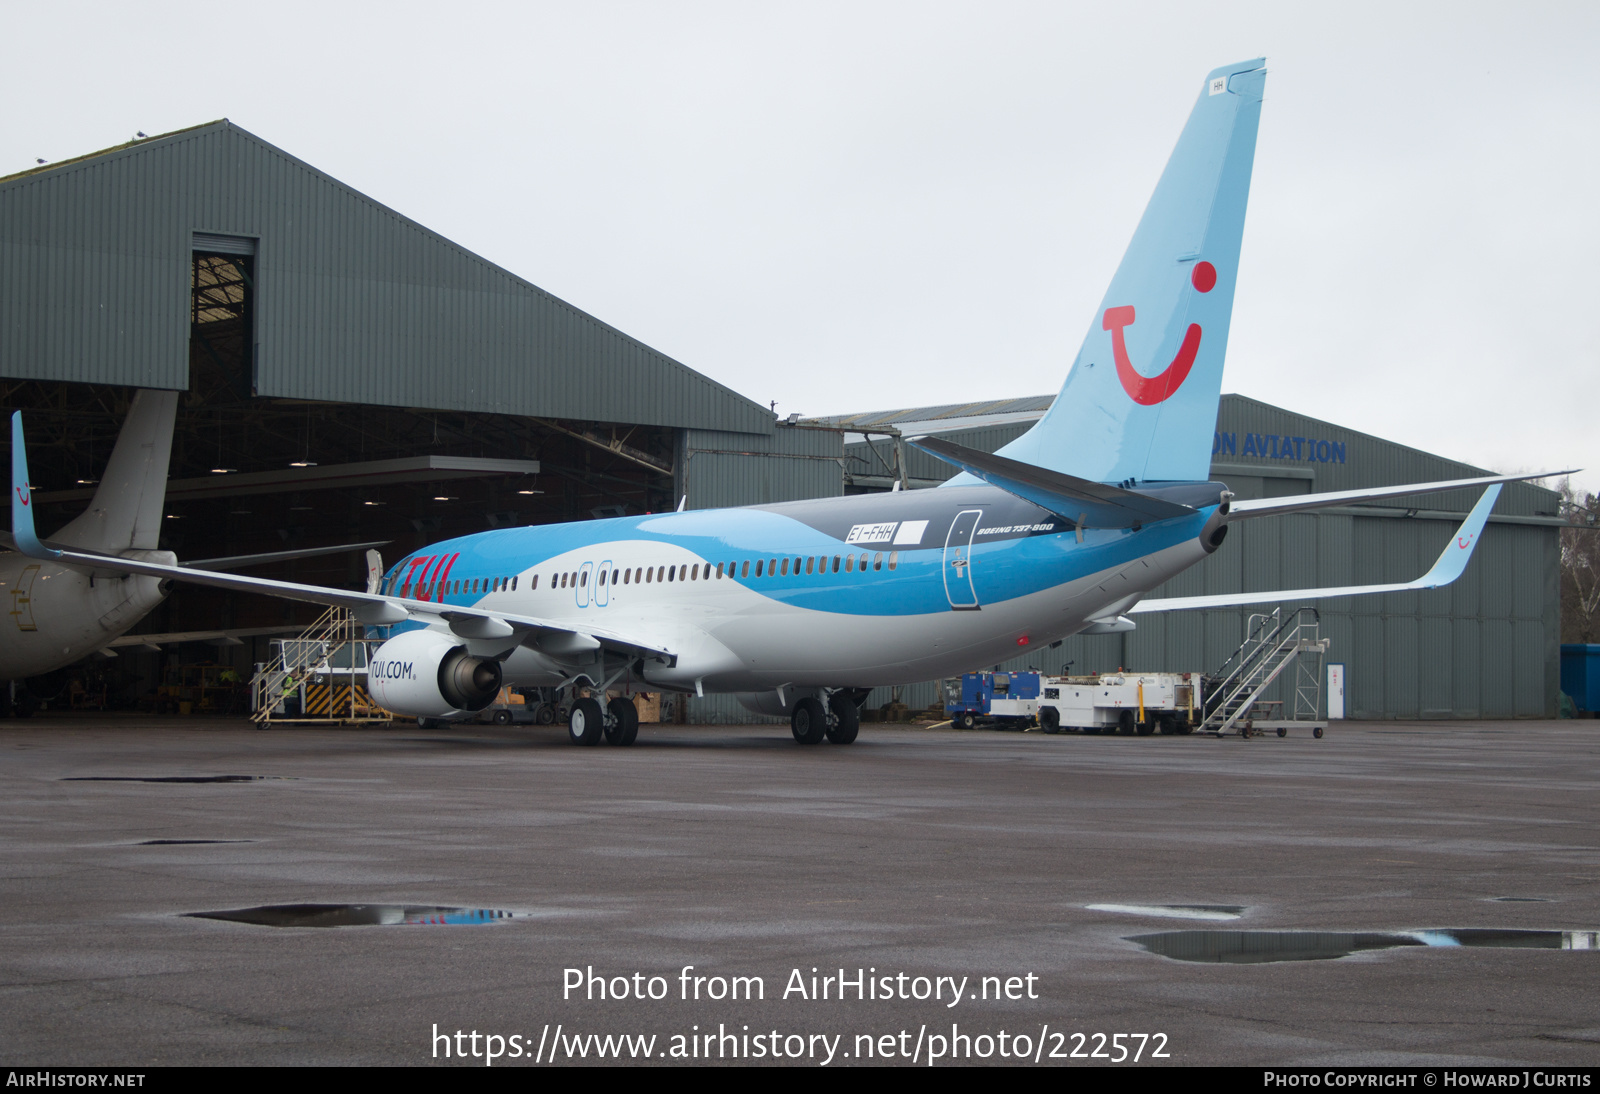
[9,60,1564,743]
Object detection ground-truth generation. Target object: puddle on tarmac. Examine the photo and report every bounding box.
[185,904,520,928]
[1130,929,1600,963]
[1089,903,1245,921]
[138,839,255,845]
[65,775,275,784]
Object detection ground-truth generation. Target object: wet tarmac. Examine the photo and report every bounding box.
[2,717,1598,1065]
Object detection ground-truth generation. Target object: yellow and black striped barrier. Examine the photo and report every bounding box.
[302,682,388,719]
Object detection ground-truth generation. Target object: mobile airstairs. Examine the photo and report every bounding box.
[249,607,391,726]
[1197,607,1330,739]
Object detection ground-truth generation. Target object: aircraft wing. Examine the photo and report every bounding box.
[0,531,389,569]
[181,541,390,571]
[105,625,306,651]
[907,435,1196,527]
[1131,485,1501,613]
[9,413,675,666]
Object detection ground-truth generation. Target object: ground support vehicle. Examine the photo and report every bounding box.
[1036,673,1201,736]
[944,671,1041,729]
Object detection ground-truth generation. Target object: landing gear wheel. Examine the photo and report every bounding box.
[956,711,976,730]
[605,697,639,746]
[1040,707,1060,734]
[1276,726,1287,738]
[791,697,827,745]
[1313,726,1325,739]
[493,709,513,725]
[568,698,604,746]
[826,694,860,745]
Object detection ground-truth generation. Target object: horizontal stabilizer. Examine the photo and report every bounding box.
[1131,485,1503,613]
[1228,470,1573,520]
[909,435,1198,529]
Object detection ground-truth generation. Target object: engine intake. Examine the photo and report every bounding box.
[369,628,503,719]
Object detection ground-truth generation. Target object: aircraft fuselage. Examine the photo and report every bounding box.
[377,486,1219,693]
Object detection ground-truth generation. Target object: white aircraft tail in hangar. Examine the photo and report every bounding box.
[0,391,383,692]
[9,60,1572,742]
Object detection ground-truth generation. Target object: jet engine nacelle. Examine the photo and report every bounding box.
[368,628,503,719]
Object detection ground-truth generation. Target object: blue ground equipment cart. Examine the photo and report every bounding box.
[944,671,1041,729]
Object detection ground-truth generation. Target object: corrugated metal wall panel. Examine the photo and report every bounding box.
[1,123,773,435]
[683,427,843,511]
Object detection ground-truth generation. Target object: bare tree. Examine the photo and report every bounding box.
[1560,479,1600,643]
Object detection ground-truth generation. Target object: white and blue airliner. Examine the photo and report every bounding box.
[10,60,1562,745]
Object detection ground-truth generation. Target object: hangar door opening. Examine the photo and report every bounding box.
[190,233,256,401]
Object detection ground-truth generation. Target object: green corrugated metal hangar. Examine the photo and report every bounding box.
[0,123,1561,719]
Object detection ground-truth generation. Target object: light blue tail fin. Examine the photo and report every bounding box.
[988,59,1265,485]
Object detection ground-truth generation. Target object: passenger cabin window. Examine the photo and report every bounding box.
[530,575,537,590]
[716,562,724,578]
[645,568,653,583]
[667,566,676,582]
[873,553,883,571]
[754,560,763,577]
[889,552,898,570]
[779,558,789,576]
[844,555,853,573]
[512,576,518,590]
[832,555,841,573]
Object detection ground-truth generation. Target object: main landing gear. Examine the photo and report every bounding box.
[790,691,861,746]
[567,695,640,747]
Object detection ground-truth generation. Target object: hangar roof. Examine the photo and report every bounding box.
[0,121,774,435]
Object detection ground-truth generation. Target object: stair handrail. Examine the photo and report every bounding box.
[1199,606,1321,735]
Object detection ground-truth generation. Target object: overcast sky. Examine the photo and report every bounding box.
[5,2,1597,492]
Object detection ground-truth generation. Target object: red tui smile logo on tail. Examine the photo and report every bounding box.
[1105,260,1215,405]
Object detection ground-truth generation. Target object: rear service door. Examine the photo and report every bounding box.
[943,510,982,610]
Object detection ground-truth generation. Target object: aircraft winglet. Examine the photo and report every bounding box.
[11,412,60,560]
[1130,485,1503,613]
